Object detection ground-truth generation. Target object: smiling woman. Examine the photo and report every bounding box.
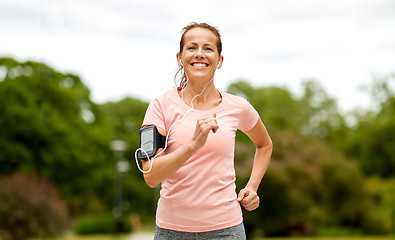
[174,22,223,90]
[136,22,273,240]
[177,28,223,89]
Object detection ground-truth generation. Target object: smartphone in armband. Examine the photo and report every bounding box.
[138,125,166,160]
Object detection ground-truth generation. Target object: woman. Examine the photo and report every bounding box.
[140,22,272,239]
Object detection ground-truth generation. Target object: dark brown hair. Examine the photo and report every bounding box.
[175,22,222,87]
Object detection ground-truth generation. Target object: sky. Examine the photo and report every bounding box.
[1,0,394,112]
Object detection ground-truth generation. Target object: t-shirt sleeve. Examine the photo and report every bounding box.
[238,97,260,132]
[142,99,166,131]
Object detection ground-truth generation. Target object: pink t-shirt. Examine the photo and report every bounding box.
[143,88,259,232]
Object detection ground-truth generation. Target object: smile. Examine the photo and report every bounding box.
[191,63,208,67]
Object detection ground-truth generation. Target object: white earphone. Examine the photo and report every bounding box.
[134,77,215,173]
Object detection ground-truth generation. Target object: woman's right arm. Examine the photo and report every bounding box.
[142,115,218,188]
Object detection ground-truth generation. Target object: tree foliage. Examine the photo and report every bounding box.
[228,81,303,131]
[229,80,389,236]
[0,57,393,236]
[344,74,395,178]
[100,98,158,222]
[0,58,114,214]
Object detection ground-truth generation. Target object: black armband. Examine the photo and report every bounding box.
[138,125,166,159]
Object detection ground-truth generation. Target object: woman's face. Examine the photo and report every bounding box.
[177,27,223,83]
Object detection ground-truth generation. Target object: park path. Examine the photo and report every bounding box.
[128,232,155,240]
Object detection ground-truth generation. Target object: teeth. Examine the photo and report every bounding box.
[193,63,206,67]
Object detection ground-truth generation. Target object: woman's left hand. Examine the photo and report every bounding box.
[238,188,260,211]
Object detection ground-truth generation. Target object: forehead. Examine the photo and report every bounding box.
[183,27,218,46]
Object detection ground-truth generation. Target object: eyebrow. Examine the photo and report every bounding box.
[187,42,215,47]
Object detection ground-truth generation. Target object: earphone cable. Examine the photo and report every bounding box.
[134,77,214,173]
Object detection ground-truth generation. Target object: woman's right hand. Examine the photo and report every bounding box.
[190,114,219,150]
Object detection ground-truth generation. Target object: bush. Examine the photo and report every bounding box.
[73,213,132,235]
[0,173,69,240]
[236,131,389,237]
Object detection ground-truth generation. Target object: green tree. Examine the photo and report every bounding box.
[227,80,388,236]
[345,73,395,177]
[227,79,347,140]
[100,97,147,146]
[299,80,348,144]
[237,130,387,236]
[2,57,391,236]
[100,98,158,223]
[228,80,302,132]
[0,58,114,215]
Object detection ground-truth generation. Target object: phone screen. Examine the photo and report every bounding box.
[141,128,154,154]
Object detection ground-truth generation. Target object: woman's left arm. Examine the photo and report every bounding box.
[238,118,273,211]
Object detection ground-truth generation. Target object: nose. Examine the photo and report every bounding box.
[195,47,204,58]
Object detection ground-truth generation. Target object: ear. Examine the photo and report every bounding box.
[176,53,182,67]
[216,55,224,69]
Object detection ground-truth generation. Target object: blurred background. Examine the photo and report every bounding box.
[0,0,394,239]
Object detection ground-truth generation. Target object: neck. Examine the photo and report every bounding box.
[186,77,214,95]
[181,78,220,109]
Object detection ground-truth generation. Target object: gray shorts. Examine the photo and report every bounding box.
[154,223,246,240]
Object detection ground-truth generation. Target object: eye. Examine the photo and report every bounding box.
[187,46,196,50]
[205,47,213,52]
